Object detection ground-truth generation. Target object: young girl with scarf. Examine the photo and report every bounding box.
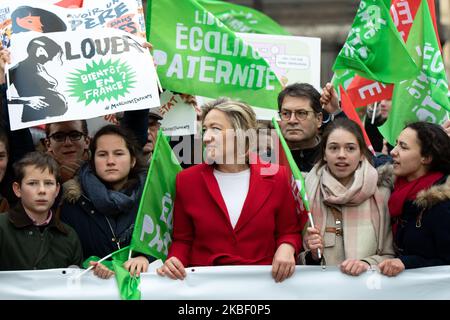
[299,118,395,276]
[60,125,150,278]
[379,122,450,276]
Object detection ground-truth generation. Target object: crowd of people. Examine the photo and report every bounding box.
[1,37,450,285]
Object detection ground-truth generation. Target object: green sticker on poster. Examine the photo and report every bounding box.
[67,59,136,105]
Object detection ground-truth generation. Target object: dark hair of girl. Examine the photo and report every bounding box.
[316,117,374,168]
[405,121,450,175]
[89,125,146,190]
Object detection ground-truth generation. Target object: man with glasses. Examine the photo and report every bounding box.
[44,107,149,183]
[45,120,90,183]
[278,83,341,172]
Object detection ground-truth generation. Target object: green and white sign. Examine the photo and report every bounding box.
[147,0,282,111]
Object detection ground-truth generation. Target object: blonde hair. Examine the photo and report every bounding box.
[202,98,257,130]
[202,98,258,159]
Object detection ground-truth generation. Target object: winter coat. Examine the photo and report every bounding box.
[0,202,83,271]
[60,164,146,259]
[396,175,450,269]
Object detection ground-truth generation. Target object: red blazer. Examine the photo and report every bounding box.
[168,162,303,267]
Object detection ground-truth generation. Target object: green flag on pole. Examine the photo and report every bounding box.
[332,0,419,83]
[271,118,311,215]
[147,0,283,110]
[82,246,141,300]
[271,118,313,243]
[110,246,141,300]
[130,130,182,261]
[379,0,450,145]
[197,0,290,35]
[80,131,181,300]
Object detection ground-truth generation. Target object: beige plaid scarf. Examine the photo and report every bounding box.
[305,159,389,262]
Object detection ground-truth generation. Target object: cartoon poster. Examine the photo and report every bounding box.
[0,0,146,47]
[6,28,159,130]
[237,33,321,91]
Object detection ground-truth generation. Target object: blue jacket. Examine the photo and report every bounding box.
[60,165,147,260]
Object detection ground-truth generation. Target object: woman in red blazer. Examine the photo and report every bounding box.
[157,98,303,282]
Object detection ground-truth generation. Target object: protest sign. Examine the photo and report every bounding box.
[198,33,321,120]
[0,0,146,48]
[6,28,159,130]
[237,33,321,91]
[147,0,282,111]
[158,91,198,136]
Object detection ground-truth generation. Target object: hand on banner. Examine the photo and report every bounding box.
[157,256,186,280]
[340,259,370,276]
[89,261,115,279]
[378,258,405,277]
[442,119,450,138]
[0,47,11,85]
[320,82,340,115]
[124,256,149,277]
[304,227,323,261]
[272,243,296,283]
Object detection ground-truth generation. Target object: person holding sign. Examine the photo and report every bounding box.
[60,125,152,279]
[379,122,450,276]
[300,118,394,276]
[157,99,303,283]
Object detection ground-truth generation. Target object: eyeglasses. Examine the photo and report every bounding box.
[48,131,84,143]
[279,110,315,121]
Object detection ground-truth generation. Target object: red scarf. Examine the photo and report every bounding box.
[389,172,444,217]
[389,172,443,235]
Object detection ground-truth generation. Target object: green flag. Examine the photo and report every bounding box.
[110,246,141,300]
[331,69,356,99]
[147,0,283,110]
[379,0,450,145]
[332,0,418,83]
[130,130,182,261]
[271,118,311,234]
[82,246,140,300]
[271,118,311,213]
[197,0,290,35]
[81,132,181,300]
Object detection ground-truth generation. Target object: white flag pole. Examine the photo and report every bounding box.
[73,252,114,280]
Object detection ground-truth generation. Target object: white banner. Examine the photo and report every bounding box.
[1,264,450,300]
